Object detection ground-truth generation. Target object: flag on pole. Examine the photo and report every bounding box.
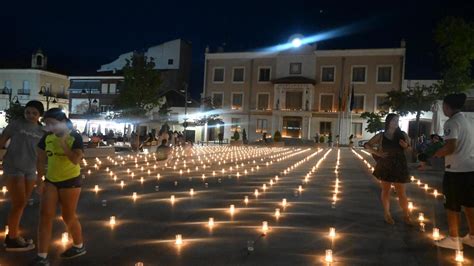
[349,85,355,111]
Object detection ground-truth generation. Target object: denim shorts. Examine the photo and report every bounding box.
[2,165,37,181]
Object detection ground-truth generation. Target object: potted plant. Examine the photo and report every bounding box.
[272,130,284,147]
[230,130,243,146]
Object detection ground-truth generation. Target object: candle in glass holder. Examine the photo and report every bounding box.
[109,216,116,226]
[418,212,425,222]
[262,221,268,234]
[325,249,333,263]
[329,227,336,239]
[175,234,183,245]
[432,227,440,240]
[208,217,214,228]
[132,192,137,201]
[61,232,69,245]
[282,198,287,207]
[455,250,464,263]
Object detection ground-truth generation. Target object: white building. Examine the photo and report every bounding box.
[0,50,69,128]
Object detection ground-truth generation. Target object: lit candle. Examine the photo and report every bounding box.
[298,185,303,193]
[433,190,438,197]
[417,180,421,186]
[424,184,429,190]
[244,196,249,205]
[132,192,137,201]
[109,216,116,226]
[332,194,337,202]
[325,249,333,263]
[120,180,125,188]
[94,185,99,193]
[229,204,235,215]
[170,195,175,204]
[190,189,194,196]
[175,234,183,245]
[432,227,440,240]
[254,189,259,197]
[455,250,464,263]
[61,232,69,245]
[262,221,268,234]
[140,177,144,184]
[418,212,425,222]
[408,202,414,212]
[262,184,267,191]
[282,198,287,207]
[275,208,280,219]
[410,176,415,182]
[5,225,9,235]
[329,227,336,239]
[208,217,214,228]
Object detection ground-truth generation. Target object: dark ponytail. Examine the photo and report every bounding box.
[43,108,74,130]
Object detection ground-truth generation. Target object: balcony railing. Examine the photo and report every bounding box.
[17,89,31,95]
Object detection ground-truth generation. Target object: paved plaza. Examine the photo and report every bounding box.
[1,146,473,265]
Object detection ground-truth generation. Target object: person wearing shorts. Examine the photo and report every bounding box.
[0,100,45,252]
[31,108,85,266]
[434,93,474,250]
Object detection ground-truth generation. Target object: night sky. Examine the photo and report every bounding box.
[1,0,473,99]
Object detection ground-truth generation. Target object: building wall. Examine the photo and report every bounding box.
[0,69,69,128]
[203,48,405,143]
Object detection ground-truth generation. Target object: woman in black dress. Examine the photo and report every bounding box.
[364,113,411,225]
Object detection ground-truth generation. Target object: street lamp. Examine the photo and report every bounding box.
[2,87,20,108]
[39,86,57,110]
[179,83,192,141]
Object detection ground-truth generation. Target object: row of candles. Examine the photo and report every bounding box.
[352,148,465,264]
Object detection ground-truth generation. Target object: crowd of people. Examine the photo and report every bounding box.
[0,93,473,265]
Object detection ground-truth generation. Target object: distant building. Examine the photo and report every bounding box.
[202,41,406,144]
[98,39,192,92]
[0,49,69,128]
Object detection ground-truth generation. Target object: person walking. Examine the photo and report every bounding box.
[364,113,411,225]
[31,108,85,265]
[433,93,474,250]
[0,100,45,251]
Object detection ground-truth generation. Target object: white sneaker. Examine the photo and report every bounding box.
[462,234,474,247]
[434,236,463,250]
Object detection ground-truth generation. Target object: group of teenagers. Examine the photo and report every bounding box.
[1,93,473,265]
[1,100,85,265]
[364,93,474,250]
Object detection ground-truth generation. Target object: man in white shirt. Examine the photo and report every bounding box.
[434,93,474,250]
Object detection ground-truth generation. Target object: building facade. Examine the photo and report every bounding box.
[0,50,69,128]
[202,43,406,144]
[98,39,192,92]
